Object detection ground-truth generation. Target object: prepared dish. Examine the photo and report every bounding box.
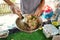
[16,15,42,32]
[26,15,41,30]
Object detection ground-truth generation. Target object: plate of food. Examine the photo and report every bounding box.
[16,15,42,33]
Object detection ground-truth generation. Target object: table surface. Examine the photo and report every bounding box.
[0,14,52,40]
[0,29,52,40]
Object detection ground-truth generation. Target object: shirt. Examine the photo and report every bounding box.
[20,0,41,14]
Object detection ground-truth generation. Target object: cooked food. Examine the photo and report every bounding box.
[16,15,42,32]
[26,15,40,30]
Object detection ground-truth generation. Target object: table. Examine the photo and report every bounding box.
[0,14,52,40]
[0,28,52,40]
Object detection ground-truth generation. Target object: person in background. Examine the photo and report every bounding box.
[4,0,45,19]
[55,2,60,20]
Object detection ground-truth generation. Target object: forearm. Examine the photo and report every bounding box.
[4,0,22,18]
[35,0,45,16]
[4,0,16,13]
[4,0,14,6]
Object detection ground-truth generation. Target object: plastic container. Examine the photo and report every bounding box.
[43,24,58,38]
[0,25,9,38]
[0,30,9,38]
[58,26,60,34]
[58,15,60,25]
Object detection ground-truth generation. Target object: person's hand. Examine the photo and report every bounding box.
[4,0,23,19]
[34,0,45,17]
[10,5,23,19]
[34,9,42,17]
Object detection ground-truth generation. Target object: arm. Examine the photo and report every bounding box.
[4,0,14,6]
[34,0,45,17]
[4,0,22,19]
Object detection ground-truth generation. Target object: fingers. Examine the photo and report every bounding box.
[11,6,21,14]
[34,13,39,17]
[34,14,40,17]
[18,15,23,19]
[10,6,23,19]
[34,11,42,17]
[11,7,16,13]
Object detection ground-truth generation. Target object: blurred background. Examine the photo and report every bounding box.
[0,0,20,15]
[0,0,59,15]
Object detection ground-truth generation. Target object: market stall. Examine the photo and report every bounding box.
[0,0,60,40]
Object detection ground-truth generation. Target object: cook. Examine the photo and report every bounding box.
[4,0,45,19]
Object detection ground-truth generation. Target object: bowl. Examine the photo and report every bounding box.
[16,15,42,33]
[0,30,9,38]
